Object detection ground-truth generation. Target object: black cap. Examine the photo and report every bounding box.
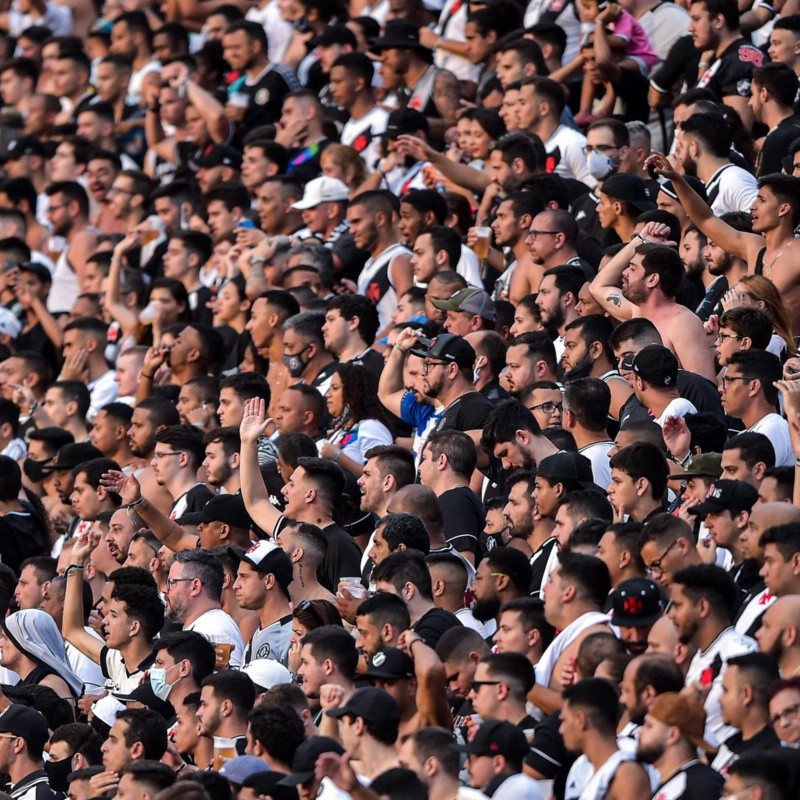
[364,647,414,680]
[278,736,346,785]
[631,345,678,388]
[194,144,242,169]
[610,578,662,627]
[688,479,759,518]
[385,107,429,138]
[18,260,52,283]
[658,176,707,204]
[455,720,530,762]
[2,136,47,162]
[371,20,432,54]
[228,541,294,588]
[326,687,400,733]
[198,494,252,529]
[600,174,655,212]
[313,23,357,48]
[0,704,49,752]
[113,679,175,719]
[536,452,596,490]
[410,333,475,371]
[50,442,103,471]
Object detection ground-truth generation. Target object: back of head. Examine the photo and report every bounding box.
[562,677,619,735]
[556,551,611,608]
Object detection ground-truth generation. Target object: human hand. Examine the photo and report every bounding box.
[59,349,89,381]
[162,61,189,90]
[88,771,120,796]
[77,691,105,715]
[72,531,102,563]
[644,151,679,181]
[396,134,435,163]
[394,327,422,354]
[662,415,691,461]
[334,586,363,624]
[782,357,800,381]
[319,441,341,461]
[9,383,36,415]
[114,231,141,258]
[640,221,676,246]
[598,2,622,23]
[319,683,346,713]
[99,470,142,505]
[143,344,169,375]
[240,397,271,444]
[559,656,577,689]
[418,27,440,48]
[704,314,720,339]
[397,629,423,658]
[315,752,359,793]
[235,227,268,249]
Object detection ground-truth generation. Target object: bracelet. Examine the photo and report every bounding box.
[65,564,84,577]
[634,232,648,245]
[142,372,154,380]
[128,495,145,509]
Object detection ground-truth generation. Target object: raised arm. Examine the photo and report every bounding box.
[239,398,282,535]
[589,237,640,321]
[399,631,452,728]
[378,328,419,417]
[106,234,142,337]
[163,62,229,145]
[646,152,761,262]
[63,533,105,664]
[99,471,198,552]
[396,135,489,194]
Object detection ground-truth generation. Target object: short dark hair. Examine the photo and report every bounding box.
[379,513,430,555]
[633,654,684,699]
[220,372,271,407]
[326,294,380,346]
[481,652,535,698]
[759,522,800,561]
[562,678,619,735]
[563,377,610,433]
[201,670,256,717]
[494,132,545,172]
[49,723,103,765]
[726,349,782,407]
[726,652,780,707]
[109,582,164,640]
[722,431,776,470]
[372,550,433,601]
[364,445,416,488]
[331,51,375,86]
[400,189,447,224]
[542,264,585,301]
[672,564,739,621]
[117,709,168,760]
[556,552,611,608]
[561,489,614,524]
[155,632,216,687]
[681,112,732,158]
[408,727,459,778]
[482,398,542,450]
[301,625,358,680]
[120,761,175,794]
[497,597,555,649]
[635,243,684,298]
[247,705,305,768]
[355,592,411,631]
[483,547,533,595]
[419,225,461,268]
[424,430,477,479]
[609,443,669,500]
[174,550,225,601]
[46,180,90,217]
[155,424,205,471]
[51,380,91,420]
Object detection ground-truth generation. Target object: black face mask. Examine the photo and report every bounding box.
[23,457,52,484]
[44,756,73,792]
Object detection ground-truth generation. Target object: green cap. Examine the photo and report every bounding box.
[671,452,722,481]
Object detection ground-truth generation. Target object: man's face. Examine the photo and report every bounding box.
[635,713,669,765]
[217,387,245,428]
[103,597,135,649]
[256,182,286,235]
[357,457,384,514]
[233,561,267,611]
[561,327,592,376]
[667,583,700,644]
[0,68,29,105]
[533,476,561,520]
[504,344,536,396]
[719,664,744,727]
[499,89,519,131]
[410,233,438,283]
[720,446,757,485]
[760,543,798,595]
[704,508,743,553]
[101,719,132,773]
[620,660,646,724]
[495,49,524,88]
[151,440,187,487]
[367,523,392,565]
[769,687,800,745]
[241,146,273,191]
[163,239,194,281]
[688,1,719,51]
[106,508,135,564]
[206,200,237,237]
[398,202,424,245]
[297,643,327,699]
[529,388,563,429]
[94,62,126,104]
[527,213,562,265]
[492,199,521,248]
[328,65,357,108]
[196,685,224,737]
[128,407,156,458]
[621,253,651,304]
[346,202,378,252]
[281,467,310,518]
[444,309,474,337]
[14,564,47,610]
[355,614,383,661]
[640,538,681,589]
[714,325,745,366]
[494,609,531,655]
[719,365,752,419]
[595,531,620,581]
[165,562,193,624]
[203,441,235,488]
[515,83,541,130]
[755,603,783,659]
[769,27,800,66]
[90,410,122,456]
[558,699,584,754]
[619,624,652,656]
[596,191,620,231]
[492,434,534,472]
[535,274,565,332]
[503,480,534,539]
[488,149,513,192]
[222,29,255,71]
[71,471,105,521]
[607,468,639,517]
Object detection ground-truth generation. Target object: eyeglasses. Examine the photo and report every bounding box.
[421,360,448,375]
[470,680,502,692]
[108,186,135,195]
[583,144,618,155]
[646,540,678,579]
[720,375,751,387]
[152,451,183,460]
[529,401,563,414]
[526,230,560,239]
[47,202,70,212]
[770,703,800,727]
[165,577,202,590]
[716,332,741,342]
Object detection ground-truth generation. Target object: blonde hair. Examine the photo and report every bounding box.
[321,144,368,193]
[737,275,796,357]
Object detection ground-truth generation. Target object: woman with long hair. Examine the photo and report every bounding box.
[319,362,393,477]
[287,599,342,675]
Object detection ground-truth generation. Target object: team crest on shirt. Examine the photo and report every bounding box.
[256,643,272,658]
[736,79,752,97]
[545,147,561,174]
[255,88,270,105]
[352,128,373,152]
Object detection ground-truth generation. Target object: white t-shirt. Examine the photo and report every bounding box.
[747,413,794,467]
[185,608,246,669]
[457,245,483,288]
[578,441,613,491]
[434,0,481,81]
[706,164,759,216]
[546,125,595,188]
[341,106,389,174]
[638,3,689,60]
[87,369,120,423]
[246,0,294,64]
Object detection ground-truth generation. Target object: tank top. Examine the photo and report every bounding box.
[357,242,411,331]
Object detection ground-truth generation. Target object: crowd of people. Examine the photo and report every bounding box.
[1,1,800,800]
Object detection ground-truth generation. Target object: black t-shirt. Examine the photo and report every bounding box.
[0,505,50,575]
[650,35,701,96]
[238,64,299,129]
[349,348,385,383]
[648,761,724,800]
[439,486,484,558]
[758,115,800,176]
[411,607,462,648]
[433,392,494,435]
[189,286,214,326]
[320,522,362,593]
[15,322,59,367]
[676,369,725,420]
[697,38,765,102]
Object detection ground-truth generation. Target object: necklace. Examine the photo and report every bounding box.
[762,248,786,276]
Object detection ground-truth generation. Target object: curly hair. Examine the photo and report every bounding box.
[338,362,394,429]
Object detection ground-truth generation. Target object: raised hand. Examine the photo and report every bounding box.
[644,151,679,181]
[319,683,346,713]
[73,531,102,563]
[100,470,142,505]
[59,349,89,381]
[662,415,691,460]
[315,752,359,793]
[240,397,270,444]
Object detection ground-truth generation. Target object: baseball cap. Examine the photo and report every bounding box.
[364,647,414,680]
[194,144,242,169]
[688,479,759,518]
[631,345,678,388]
[326,687,400,733]
[658,176,707,204]
[313,23,357,48]
[2,136,47,162]
[18,260,52,284]
[410,332,476,371]
[228,541,294,588]
[278,736,346,785]
[600,174,655,212]
[610,578,662,628]
[49,442,103,471]
[536,452,595,490]
[219,755,270,784]
[0,307,21,339]
[0,704,49,752]
[112,679,174,719]
[432,287,496,322]
[647,692,715,753]
[670,453,722,481]
[242,658,292,690]
[197,494,252,530]
[455,720,530,763]
[291,176,350,210]
[385,107,429,138]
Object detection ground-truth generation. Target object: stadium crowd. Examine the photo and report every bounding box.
[1,1,800,800]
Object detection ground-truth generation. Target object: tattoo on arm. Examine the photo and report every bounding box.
[606,293,622,308]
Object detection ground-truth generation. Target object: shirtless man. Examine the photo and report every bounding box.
[589,221,716,381]
[647,152,800,335]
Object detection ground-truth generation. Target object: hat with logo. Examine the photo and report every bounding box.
[364,647,415,680]
[278,736,346,785]
[2,136,48,162]
[0,704,49,752]
[688,479,758,518]
[432,287,496,322]
[610,578,662,628]
[385,107,429,138]
[313,23,357,48]
[371,20,433,55]
[647,692,715,753]
[0,307,21,339]
[291,176,350,210]
[194,144,242,169]
[600,174,656,212]
[326,686,401,734]
[197,494,252,530]
[536,452,596,491]
[670,453,722,481]
[631,345,678,388]
[228,540,294,588]
[49,442,103,471]
[455,720,530,762]
[410,332,476,371]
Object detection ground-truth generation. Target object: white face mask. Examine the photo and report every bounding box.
[587,149,615,181]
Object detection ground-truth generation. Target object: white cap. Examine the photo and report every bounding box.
[0,308,21,339]
[242,658,292,689]
[291,176,350,210]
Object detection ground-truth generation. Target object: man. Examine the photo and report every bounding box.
[275,90,330,184]
[160,233,214,326]
[596,174,656,245]
[0,704,61,800]
[202,428,241,496]
[297,625,357,710]
[640,514,704,589]
[230,541,294,667]
[115,762,175,800]
[669,564,758,744]
[197,671,255,754]
[491,192,541,301]
[398,728,464,800]
[290,177,352,259]
[246,704,304,773]
[720,432,775,489]
[597,522,647,591]
[608,444,669,524]
[493,597,554,666]
[636,692,723,799]
[590,238,716,381]
[276,736,346,799]
[504,332,559,398]
[722,351,794,467]
[434,287,496,338]
[647,159,800,336]
[750,64,800,177]
[466,330,510,404]
[562,378,615,489]
[89,403,134,469]
[14,557,57,611]
[354,593,411,664]
[609,578,663,656]
[471,548,533,631]
[561,679,652,800]
[70,458,122,524]
[349,191,413,332]
[712,652,781,772]
[629,345,697,430]
[274,384,326,439]
[456,720,530,795]
[483,398,559,472]
[756,595,800,676]
[151,425,213,518]
[769,14,800,77]
[372,551,461,648]
[535,265,583,360]
[409,227,466,287]
[149,631,216,716]
[322,294,383,378]
[164,550,246,669]
[759,523,800,599]
[468,653,536,732]
[221,20,299,130]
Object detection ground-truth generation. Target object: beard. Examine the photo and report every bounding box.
[623,279,648,305]
[677,616,699,646]
[208,462,233,488]
[682,156,698,178]
[637,738,666,765]
[565,354,594,381]
[542,305,565,334]
[508,515,534,540]
[472,595,502,623]
[627,700,649,726]
[683,255,705,278]
[707,255,730,277]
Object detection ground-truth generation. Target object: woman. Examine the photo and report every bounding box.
[319,363,393,477]
[287,599,343,675]
[321,144,369,196]
[212,275,252,372]
[509,295,544,337]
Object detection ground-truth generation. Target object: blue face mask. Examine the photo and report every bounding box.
[149,664,177,701]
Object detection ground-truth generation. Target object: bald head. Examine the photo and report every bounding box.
[767,595,800,625]
[756,595,800,665]
[387,484,442,536]
[645,614,679,657]
[745,502,800,560]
